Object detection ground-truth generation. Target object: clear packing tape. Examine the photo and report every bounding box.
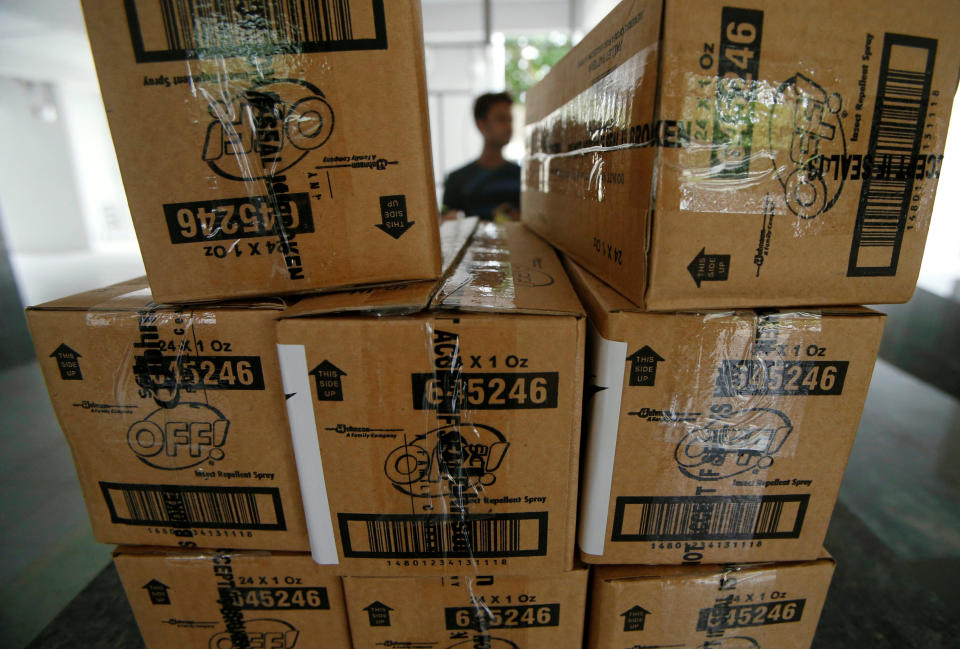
[433,222,517,310]
[525,46,659,205]
[655,309,824,456]
[524,43,915,231]
[279,221,583,582]
[164,5,332,279]
[581,308,826,556]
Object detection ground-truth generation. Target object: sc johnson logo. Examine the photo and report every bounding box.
[127,402,230,471]
[208,618,299,649]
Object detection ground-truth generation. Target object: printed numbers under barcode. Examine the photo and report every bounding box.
[230,587,329,610]
[447,604,560,630]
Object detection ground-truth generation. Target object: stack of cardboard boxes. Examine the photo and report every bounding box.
[524,2,959,648]
[23,1,958,648]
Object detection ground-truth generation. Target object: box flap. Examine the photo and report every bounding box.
[27,276,286,312]
[431,222,585,316]
[282,217,478,318]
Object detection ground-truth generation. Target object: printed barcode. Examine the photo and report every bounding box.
[101,482,286,530]
[848,33,937,277]
[124,0,387,63]
[611,495,808,542]
[338,512,548,558]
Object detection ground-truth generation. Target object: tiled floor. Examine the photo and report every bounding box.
[0,246,144,648]
[0,362,113,649]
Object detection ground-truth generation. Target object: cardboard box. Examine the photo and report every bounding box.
[566,259,884,564]
[587,556,834,649]
[276,222,586,575]
[344,568,589,649]
[81,0,441,303]
[114,547,351,649]
[26,279,309,550]
[523,0,960,309]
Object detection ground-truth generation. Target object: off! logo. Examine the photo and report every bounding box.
[385,422,509,498]
[208,618,299,649]
[127,402,230,471]
[202,78,334,181]
[768,74,846,219]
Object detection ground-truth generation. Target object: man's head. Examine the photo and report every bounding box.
[474,92,513,148]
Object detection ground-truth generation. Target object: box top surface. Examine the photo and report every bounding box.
[565,256,881,319]
[525,0,660,124]
[284,221,584,318]
[27,277,285,312]
[281,217,476,317]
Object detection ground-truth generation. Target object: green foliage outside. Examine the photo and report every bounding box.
[504,33,572,104]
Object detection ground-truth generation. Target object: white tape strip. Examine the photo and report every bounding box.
[277,343,338,565]
[578,323,627,556]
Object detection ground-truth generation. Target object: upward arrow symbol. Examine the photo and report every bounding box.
[626,346,664,387]
[143,579,171,605]
[50,343,83,380]
[51,343,81,360]
[309,360,346,401]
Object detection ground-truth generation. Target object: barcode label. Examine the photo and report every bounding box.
[611,495,808,542]
[848,33,937,277]
[101,482,286,530]
[124,0,387,63]
[338,512,548,558]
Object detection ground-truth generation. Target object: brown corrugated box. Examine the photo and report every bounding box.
[343,568,589,649]
[523,0,960,310]
[567,258,884,564]
[26,279,309,551]
[114,547,351,649]
[81,0,441,303]
[587,555,834,649]
[276,222,586,575]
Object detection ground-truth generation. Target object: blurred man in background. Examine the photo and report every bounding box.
[442,92,521,221]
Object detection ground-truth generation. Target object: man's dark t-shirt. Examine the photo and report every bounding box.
[442,161,521,221]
